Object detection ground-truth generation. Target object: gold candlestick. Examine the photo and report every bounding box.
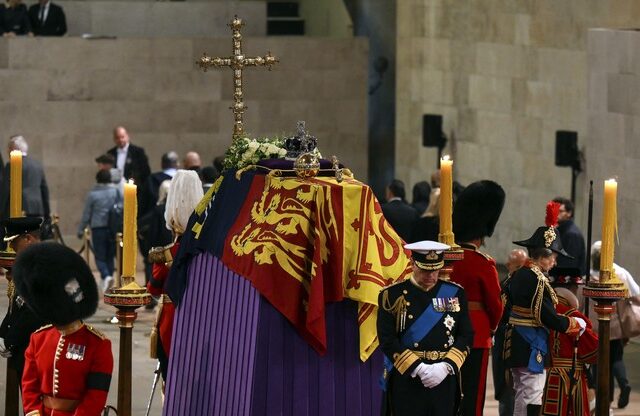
[584,178,627,416]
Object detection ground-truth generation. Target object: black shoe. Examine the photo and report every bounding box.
[527,404,541,416]
[618,385,631,409]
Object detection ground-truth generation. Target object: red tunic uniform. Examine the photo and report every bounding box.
[542,297,598,416]
[450,244,503,416]
[22,324,113,416]
[147,242,179,361]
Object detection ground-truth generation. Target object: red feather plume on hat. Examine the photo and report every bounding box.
[545,201,560,227]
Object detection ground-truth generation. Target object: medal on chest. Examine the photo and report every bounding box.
[65,343,86,361]
[443,314,455,331]
[433,297,460,312]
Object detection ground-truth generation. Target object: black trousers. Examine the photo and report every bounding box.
[387,371,457,416]
[460,348,489,416]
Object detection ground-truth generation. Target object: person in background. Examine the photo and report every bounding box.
[139,151,179,303]
[14,242,113,415]
[552,196,586,275]
[506,248,528,275]
[139,179,173,311]
[147,171,203,382]
[77,169,120,292]
[95,153,123,188]
[0,135,50,221]
[182,151,202,173]
[143,151,178,215]
[28,0,66,36]
[381,179,418,242]
[106,126,151,212]
[589,241,639,410]
[411,181,431,216]
[200,166,218,194]
[212,156,225,174]
[0,0,32,36]
[450,180,505,416]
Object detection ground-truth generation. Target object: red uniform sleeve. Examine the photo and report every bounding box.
[573,310,599,364]
[146,243,179,296]
[74,339,114,416]
[22,334,44,415]
[147,262,169,296]
[481,259,503,331]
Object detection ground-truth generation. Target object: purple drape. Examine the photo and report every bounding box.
[164,252,382,416]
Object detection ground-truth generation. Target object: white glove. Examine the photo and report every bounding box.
[0,342,11,358]
[574,317,587,336]
[421,362,450,388]
[411,363,429,379]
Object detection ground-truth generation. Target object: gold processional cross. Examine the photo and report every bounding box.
[197,16,278,141]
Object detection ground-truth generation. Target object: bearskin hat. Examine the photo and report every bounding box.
[12,242,98,326]
[452,180,505,242]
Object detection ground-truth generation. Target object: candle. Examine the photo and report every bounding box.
[600,178,617,278]
[9,150,22,217]
[122,180,137,279]
[439,155,453,244]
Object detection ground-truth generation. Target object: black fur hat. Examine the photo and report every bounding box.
[12,242,98,326]
[453,180,505,242]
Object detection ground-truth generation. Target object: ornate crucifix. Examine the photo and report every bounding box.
[197,16,278,141]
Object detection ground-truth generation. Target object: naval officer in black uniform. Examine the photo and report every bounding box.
[503,202,586,416]
[377,240,474,416]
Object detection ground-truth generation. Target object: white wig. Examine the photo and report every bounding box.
[164,170,203,234]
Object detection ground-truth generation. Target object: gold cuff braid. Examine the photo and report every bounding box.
[393,349,420,375]
[444,347,468,371]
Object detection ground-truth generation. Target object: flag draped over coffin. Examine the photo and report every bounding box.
[166,168,411,360]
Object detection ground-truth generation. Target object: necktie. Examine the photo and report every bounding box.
[39,6,45,23]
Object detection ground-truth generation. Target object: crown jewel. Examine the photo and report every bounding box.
[285,121,318,160]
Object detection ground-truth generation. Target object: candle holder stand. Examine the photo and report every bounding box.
[104,276,151,416]
[437,232,464,281]
[583,271,627,416]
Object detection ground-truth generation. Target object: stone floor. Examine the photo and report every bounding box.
[0,272,639,415]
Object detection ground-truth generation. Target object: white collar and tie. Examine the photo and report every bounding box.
[39,1,51,24]
[116,143,129,173]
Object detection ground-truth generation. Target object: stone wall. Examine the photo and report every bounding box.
[396,0,640,265]
[586,28,640,276]
[0,36,368,235]
[56,1,266,37]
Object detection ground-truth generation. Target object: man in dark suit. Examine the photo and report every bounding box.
[106,125,151,213]
[381,179,418,242]
[28,0,66,36]
[0,135,50,220]
[143,151,178,214]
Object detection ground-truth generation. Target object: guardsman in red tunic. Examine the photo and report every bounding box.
[450,180,506,416]
[542,268,598,416]
[12,242,113,416]
[147,169,203,382]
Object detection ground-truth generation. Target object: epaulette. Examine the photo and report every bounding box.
[85,324,106,340]
[475,249,494,261]
[461,244,494,261]
[34,324,53,333]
